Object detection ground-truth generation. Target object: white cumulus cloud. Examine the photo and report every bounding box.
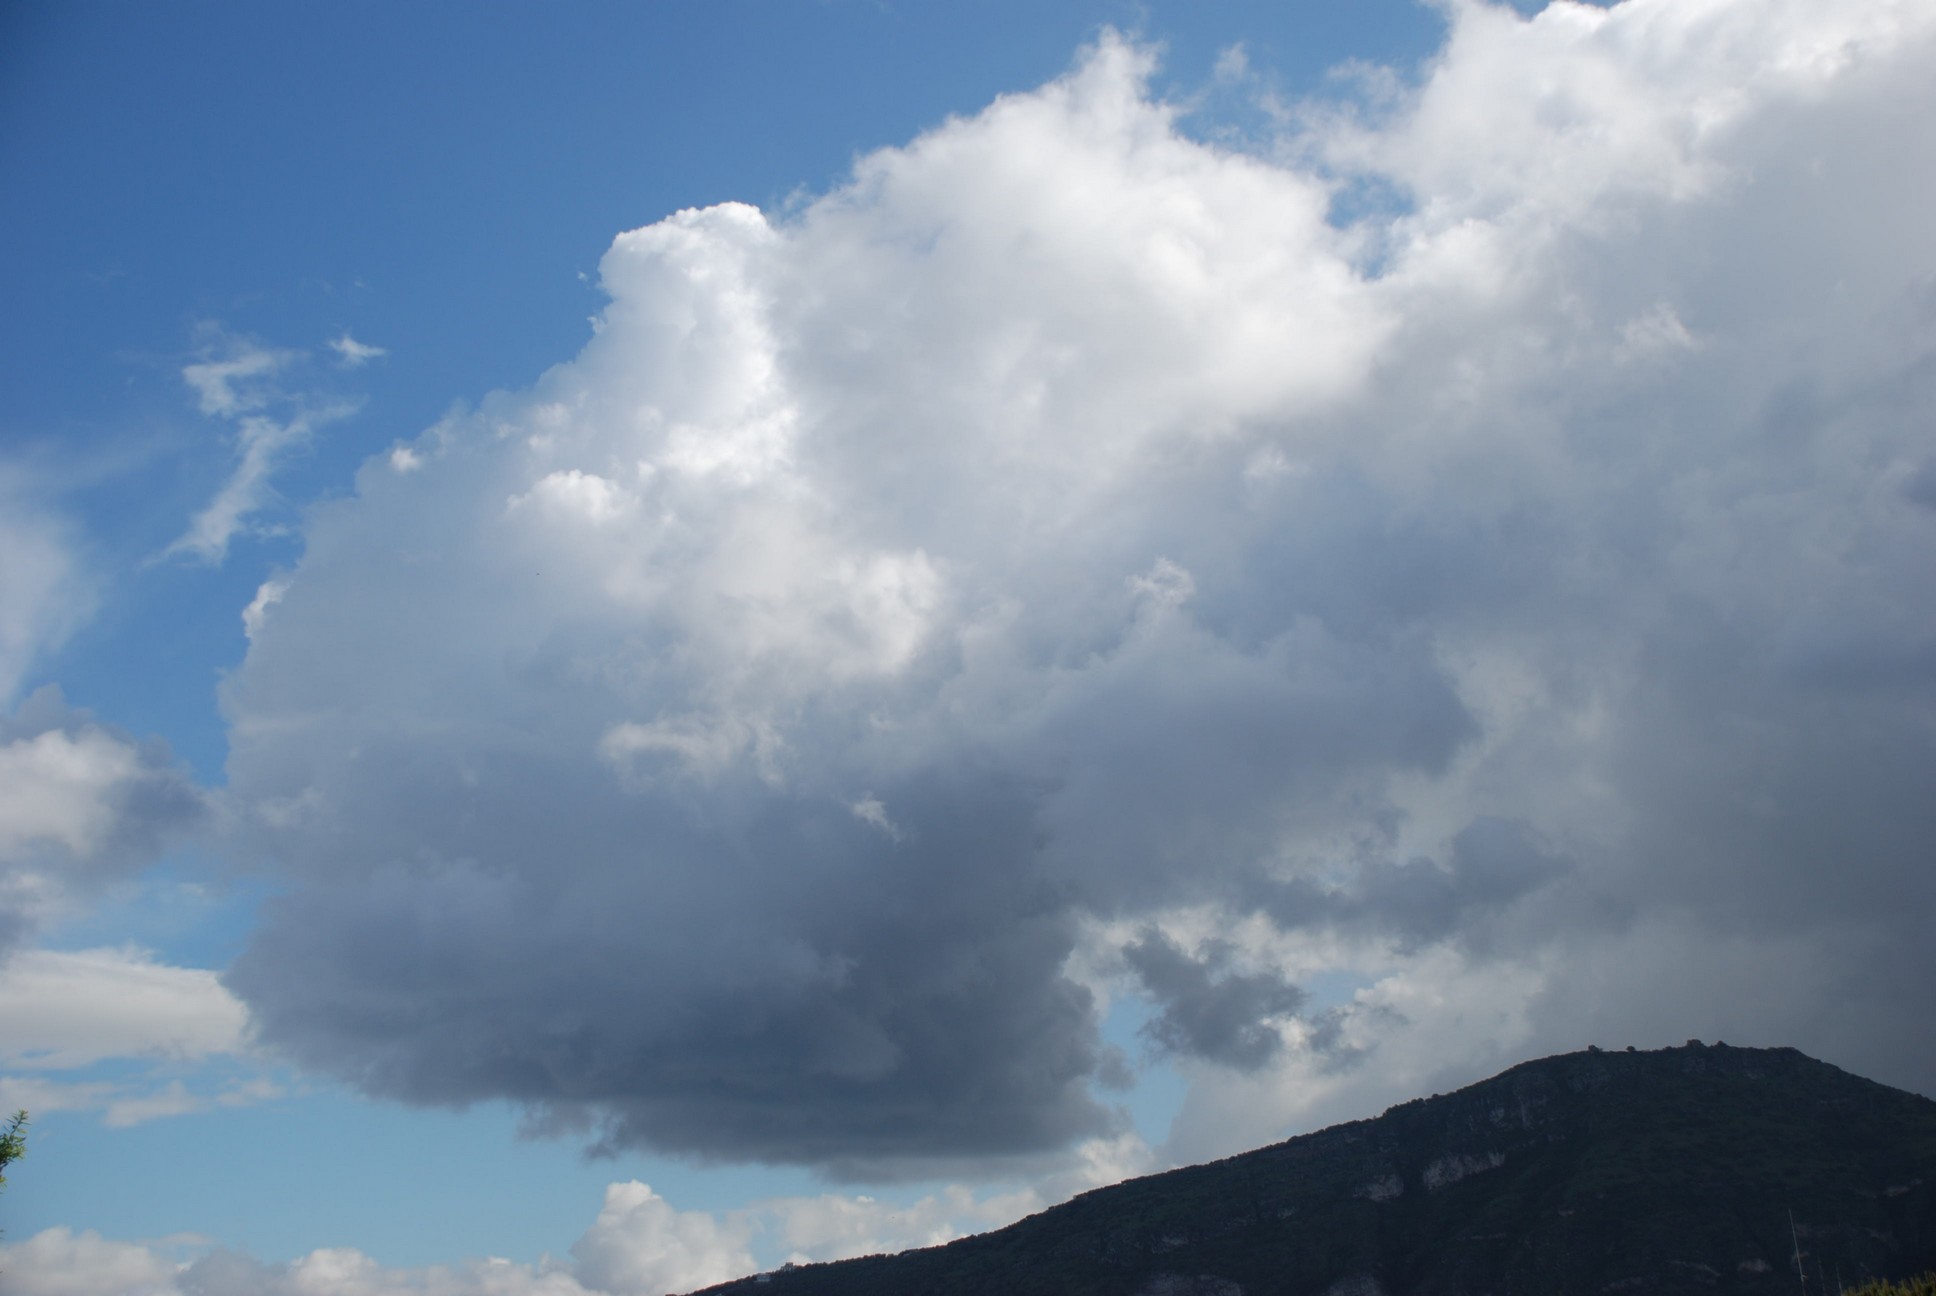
[205,0,1936,1191]
[0,1175,1074,1296]
[0,946,248,1071]
[0,943,272,1129]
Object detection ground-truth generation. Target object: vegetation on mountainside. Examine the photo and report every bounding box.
[1850,1276,1936,1296]
[691,1045,1936,1296]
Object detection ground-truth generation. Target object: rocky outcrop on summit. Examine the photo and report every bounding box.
[694,1043,1936,1296]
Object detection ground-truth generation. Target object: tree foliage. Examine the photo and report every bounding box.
[0,1110,25,1190]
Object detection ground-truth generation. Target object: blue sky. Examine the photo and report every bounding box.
[3,2,1934,1292]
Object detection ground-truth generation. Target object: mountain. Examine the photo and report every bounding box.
[691,1043,1936,1296]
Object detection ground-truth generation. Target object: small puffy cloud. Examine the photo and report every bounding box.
[215,0,1936,1184]
[0,690,204,953]
[241,577,289,642]
[0,1230,600,1296]
[0,1174,1071,1296]
[848,794,904,842]
[569,1183,755,1295]
[0,1228,182,1296]
[0,731,158,860]
[329,332,388,367]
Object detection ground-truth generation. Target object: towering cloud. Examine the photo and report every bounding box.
[221,0,1936,1175]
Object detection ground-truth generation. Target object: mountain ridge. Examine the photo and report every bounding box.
[692,1042,1936,1296]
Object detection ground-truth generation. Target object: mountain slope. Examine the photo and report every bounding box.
[693,1043,1936,1296]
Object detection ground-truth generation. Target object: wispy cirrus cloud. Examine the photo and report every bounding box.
[0,480,89,706]
[160,333,359,566]
[180,343,292,418]
[329,331,387,367]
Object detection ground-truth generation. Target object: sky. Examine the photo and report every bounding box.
[2,0,1934,1291]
